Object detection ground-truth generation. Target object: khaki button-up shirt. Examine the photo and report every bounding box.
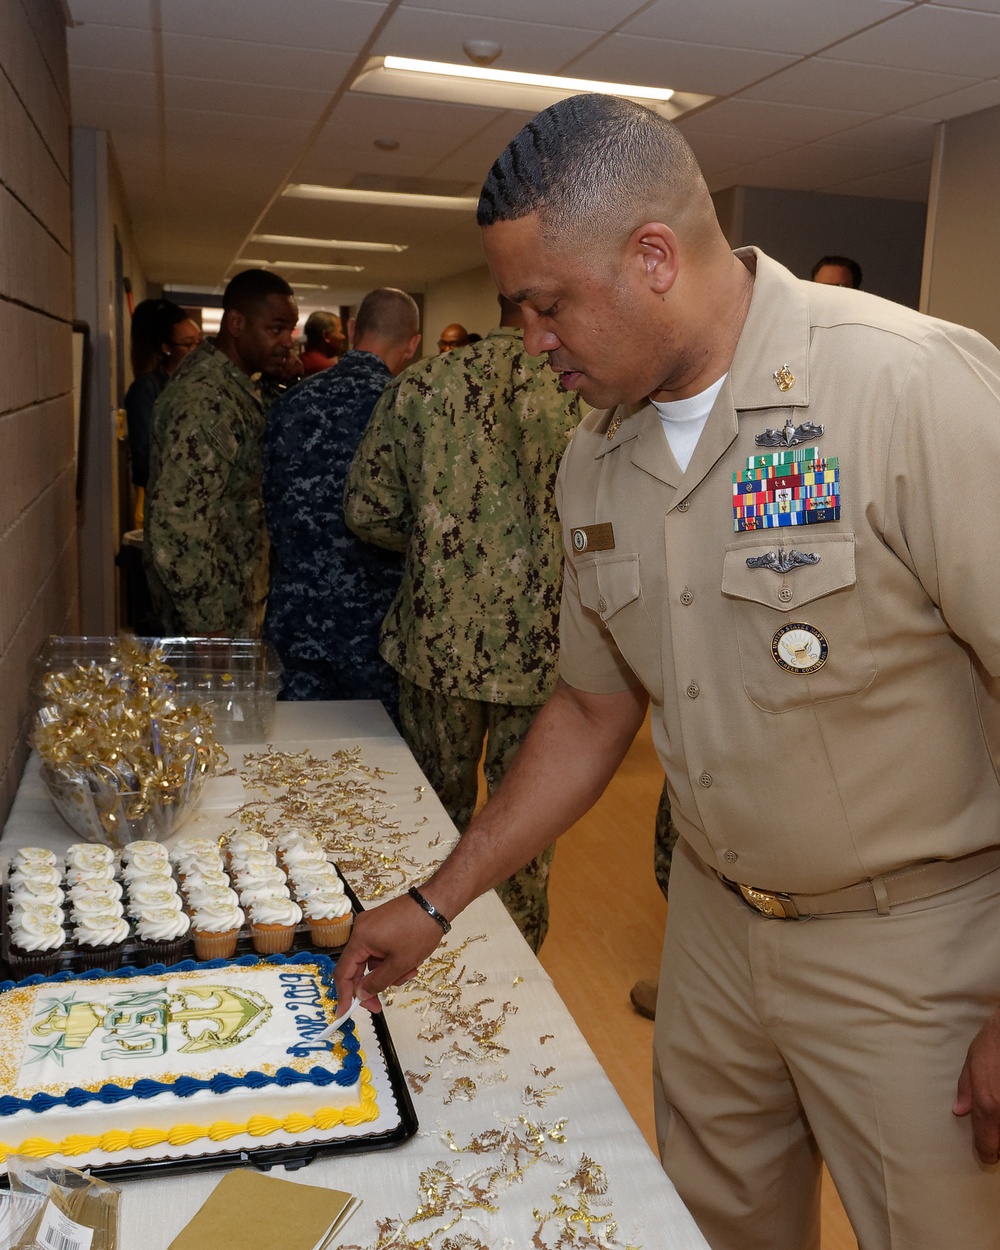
[557,249,1000,893]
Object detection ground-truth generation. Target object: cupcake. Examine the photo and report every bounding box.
[249,896,302,955]
[10,847,58,874]
[65,862,116,888]
[7,911,66,976]
[9,864,63,891]
[9,899,65,929]
[121,859,174,887]
[183,881,241,913]
[8,877,64,909]
[66,843,115,870]
[225,832,270,863]
[69,894,127,925]
[122,846,170,875]
[288,867,343,900]
[124,880,182,918]
[73,910,130,971]
[232,854,281,888]
[190,899,244,960]
[239,879,290,909]
[281,844,329,876]
[120,839,165,861]
[301,890,353,948]
[133,906,190,966]
[68,878,124,905]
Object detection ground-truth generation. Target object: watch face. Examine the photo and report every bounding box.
[771,622,829,675]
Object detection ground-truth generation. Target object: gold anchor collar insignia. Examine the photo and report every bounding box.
[773,364,795,391]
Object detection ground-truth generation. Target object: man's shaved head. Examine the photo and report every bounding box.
[478,94,713,251]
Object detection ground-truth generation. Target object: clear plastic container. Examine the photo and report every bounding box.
[35,636,282,745]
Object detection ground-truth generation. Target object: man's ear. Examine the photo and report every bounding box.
[629,221,680,296]
[223,307,246,338]
[406,333,421,363]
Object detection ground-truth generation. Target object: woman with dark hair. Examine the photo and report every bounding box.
[125,298,201,498]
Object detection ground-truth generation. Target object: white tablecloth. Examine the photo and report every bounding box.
[1,702,708,1250]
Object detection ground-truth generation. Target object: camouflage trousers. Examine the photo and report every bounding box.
[654,779,681,903]
[398,677,553,953]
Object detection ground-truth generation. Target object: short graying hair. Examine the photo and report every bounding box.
[353,287,420,343]
[478,94,705,242]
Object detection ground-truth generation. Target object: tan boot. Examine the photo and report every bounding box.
[629,978,658,1020]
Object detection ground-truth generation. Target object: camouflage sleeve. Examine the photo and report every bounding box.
[146,396,233,632]
[343,383,413,553]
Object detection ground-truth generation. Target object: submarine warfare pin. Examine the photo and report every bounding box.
[755,417,825,448]
[746,550,821,574]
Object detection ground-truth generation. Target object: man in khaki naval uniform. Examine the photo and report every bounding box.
[335,95,1000,1249]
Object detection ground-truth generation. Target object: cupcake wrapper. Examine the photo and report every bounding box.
[75,943,124,972]
[135,937,188,968]
[251,924,295,954]
[192,928,239,960]
[6,946,65,977]
[307,915,353,948]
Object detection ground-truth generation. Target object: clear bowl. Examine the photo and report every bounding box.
[35,636,282,745]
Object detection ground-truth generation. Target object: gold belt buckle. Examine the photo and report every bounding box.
[738,884,798,919]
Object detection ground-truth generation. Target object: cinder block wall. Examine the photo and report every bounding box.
[0,0,77,822]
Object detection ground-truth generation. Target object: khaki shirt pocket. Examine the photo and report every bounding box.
[577,554,663,702]
[722,533,876,712]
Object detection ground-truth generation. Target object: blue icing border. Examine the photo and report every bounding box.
[0,951,361,1118]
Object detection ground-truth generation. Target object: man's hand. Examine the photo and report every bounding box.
[953,1007,1000,1163]
[334,895,446,1012]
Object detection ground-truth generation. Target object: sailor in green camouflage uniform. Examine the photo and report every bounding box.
[345,297,582,951]
[143,270,297,637]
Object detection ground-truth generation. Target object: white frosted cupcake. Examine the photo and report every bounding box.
[301,890,352,947]
[8,911,66,975]
[134,906,191,966]
[73,911,130,970]
[281,844,329,875]
[10,847,58,874]
[232,854,281,887]
[66,843,115,870]
[68,878,124,905]
[10,864,63,891]
[225,831,270,862]
[249,896,302,954]
[239,879,291,909]
[125,879,182,918]
[65,862,116,887]
[9,878,64,911]
[70,895,125,925]
[121,859,174,887]
[190,900,244,960]
[183,881,241,912]
[289,867,343,899]
[9,899,65,929]
[119,839,167,864]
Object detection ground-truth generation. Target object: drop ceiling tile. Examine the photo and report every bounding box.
[159,0,387,53]
[567,35,799,96]
[165,107,313,144]
[678,98,879,144]
[372,8,608,74]
[897,77,1000,118]
[67,21,153,69]
[825,159,932,199]
[930,0,1000,11]
[397,0,645,24]
[164,76,330,121]
[818,115,935,162]
[318,93,500,144]
[66,0,150,29]
[293,149,446,184]
[622,0,910,56]
[738,56,976,112]
[822,4,1000,77]
[69,65,157,114]
[161,33,355,92]
[734,140,916,188]
[684,130,794,169]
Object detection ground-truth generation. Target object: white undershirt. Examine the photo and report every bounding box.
[651,374,728,473]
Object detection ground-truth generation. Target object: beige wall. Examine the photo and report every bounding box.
[922,104,1000,347]
[422,264,500,356]
[0,0,77,822]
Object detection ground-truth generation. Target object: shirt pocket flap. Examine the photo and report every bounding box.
[577,554,641,622]
[722,533,857,612]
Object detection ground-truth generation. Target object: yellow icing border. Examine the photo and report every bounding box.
[0,1066,379,1162]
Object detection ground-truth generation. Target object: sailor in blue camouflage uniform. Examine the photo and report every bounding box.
[263,289,421,720]
[144,269,297,637]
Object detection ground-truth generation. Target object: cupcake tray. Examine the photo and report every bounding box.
[0,874,419,1182]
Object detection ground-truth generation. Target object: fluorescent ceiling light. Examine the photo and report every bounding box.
[238,258,365,273]
[350,55,714,119]
[251,233,407,253]
[283,185,478,211]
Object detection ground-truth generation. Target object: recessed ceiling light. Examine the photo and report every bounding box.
[282,185,478,211]
[251,233,407,253]
[237,258,365,273]
[351,55,714,119]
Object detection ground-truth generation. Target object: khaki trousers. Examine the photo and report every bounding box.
[654,838,1000,1250]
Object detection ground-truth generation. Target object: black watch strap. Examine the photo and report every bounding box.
[408,885,452,934]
